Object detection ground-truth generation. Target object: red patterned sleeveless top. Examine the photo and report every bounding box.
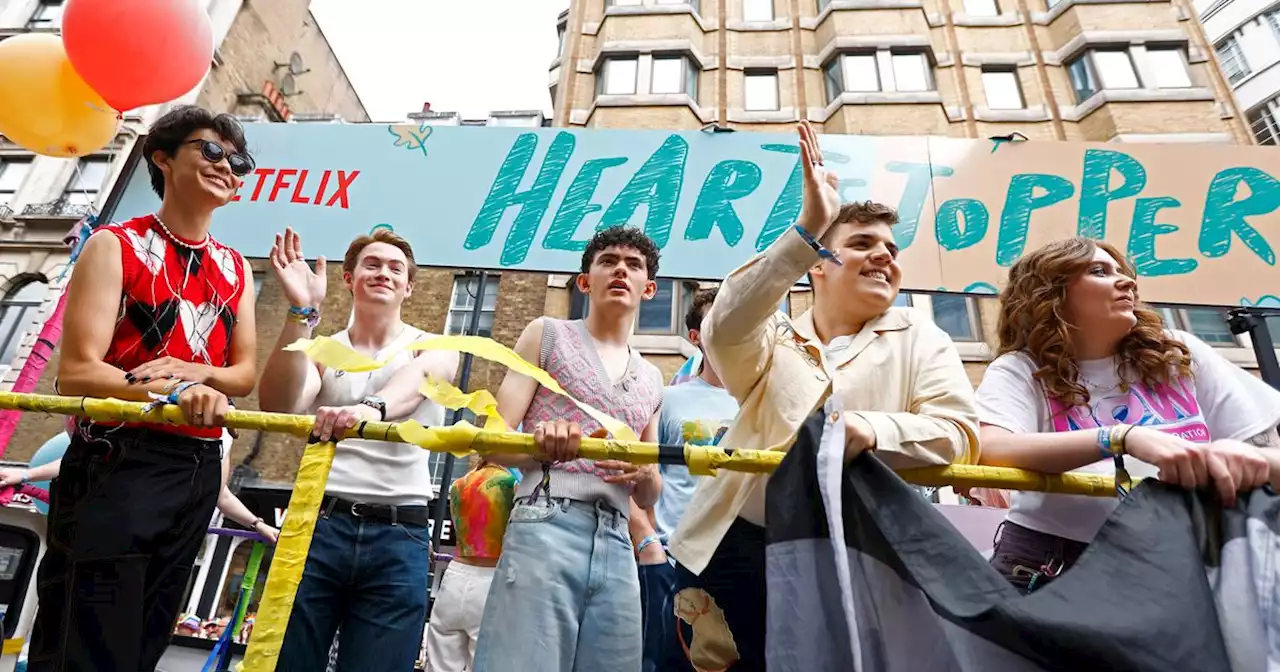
[98,215,246,439]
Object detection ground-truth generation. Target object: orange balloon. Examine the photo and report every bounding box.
[0,34,119,158]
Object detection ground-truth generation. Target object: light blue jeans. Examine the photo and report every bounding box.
[472,497,642,672]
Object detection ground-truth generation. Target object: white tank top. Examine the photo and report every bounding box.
[311,326,444,505]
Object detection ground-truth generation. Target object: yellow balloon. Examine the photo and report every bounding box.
[0,34,119,158]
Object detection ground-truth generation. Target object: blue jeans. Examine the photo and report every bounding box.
[277,505,432,672]
[473,498,641,672]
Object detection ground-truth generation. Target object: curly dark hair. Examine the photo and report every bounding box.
[996,236,1192,409]
[580,226,660,279]
[685,287,718,332]
[143,105,249,198]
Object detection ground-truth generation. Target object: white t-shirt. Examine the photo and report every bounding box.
[976,329,1280,543]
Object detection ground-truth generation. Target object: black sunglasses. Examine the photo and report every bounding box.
[186,139,255,177]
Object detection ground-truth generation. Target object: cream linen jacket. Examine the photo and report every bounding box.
[667,227,981,575]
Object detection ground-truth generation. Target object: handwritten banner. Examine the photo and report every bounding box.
[107,123,1280,306]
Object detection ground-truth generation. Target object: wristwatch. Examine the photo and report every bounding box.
[359,396,387,421]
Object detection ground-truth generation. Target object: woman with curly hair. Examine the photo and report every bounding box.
[975,236,1280,593]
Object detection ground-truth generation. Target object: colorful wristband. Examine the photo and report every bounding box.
[637,534,662,554]
[167,380,201,405]
[793,224,843,266]
[288,305,321,330]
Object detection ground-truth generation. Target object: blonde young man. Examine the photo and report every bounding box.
[258,228,459,672]
[664,122,980,671]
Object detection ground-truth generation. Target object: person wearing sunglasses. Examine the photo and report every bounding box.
[33,105,258,672]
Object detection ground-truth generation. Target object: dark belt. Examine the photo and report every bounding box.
[321,496,430,526]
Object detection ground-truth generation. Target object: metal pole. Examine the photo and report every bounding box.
[1228,308,1280,390]
[429,271,489,552]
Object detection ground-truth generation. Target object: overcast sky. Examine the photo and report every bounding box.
[311,0,567,122]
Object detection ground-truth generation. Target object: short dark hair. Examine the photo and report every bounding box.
[143,105,249,198]
[820,200,899,245]
[685,288,717,332]
[580,226,661,280]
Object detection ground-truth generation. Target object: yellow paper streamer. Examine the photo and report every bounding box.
[286,334,637,440]
[240,441,337,672]
[420,376,507,432]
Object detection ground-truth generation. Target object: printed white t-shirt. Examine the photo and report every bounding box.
[976,329,1280,543]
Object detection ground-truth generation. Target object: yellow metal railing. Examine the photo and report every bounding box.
[0,390,1118,671]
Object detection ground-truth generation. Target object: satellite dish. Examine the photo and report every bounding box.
[280,73,303,97]
[289,52,310,76]
[274,52,311,77]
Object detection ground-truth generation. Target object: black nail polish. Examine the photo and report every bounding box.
[125,373,136,383]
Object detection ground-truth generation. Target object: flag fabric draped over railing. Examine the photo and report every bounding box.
[765,404,1280,672]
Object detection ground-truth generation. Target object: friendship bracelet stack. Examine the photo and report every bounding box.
[288,305,321,330]
[1096,423,1135,497]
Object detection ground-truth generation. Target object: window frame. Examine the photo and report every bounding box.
[0,278,49,369]
[825,52,882,100]
[1066,48,1141,102]
[26,0,64,29]
[743,69,781,111]
[1215,35,1251,84]
[1248,99,1280,145]
[636,279,697,336]
[962,0,1000,15]
[0,158,34,207]
[1155,305,1245,349]
[445,273,500,337]
[1145,46,1193,89]
[598,56,640,96]
[744,0,775,21]
[62,156,112,208]
[651,54,697,97]
[889,51,934,93]
[980,67,1025,110]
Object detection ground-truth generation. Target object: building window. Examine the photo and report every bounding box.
[744,70,780,111]
[1146,48,1192,89]
[890,52,933,92]
[609,0,642,5]
[637,280,696,334]
[825,53,881,99]
[445,274,499,337]
[0,159,33,208]
[1215,36,1251,84]
[981,68,1024,109]
[599,57,639,95]
[1157,306,1239,347]
[252,271,265,299]
[1066,49,1139,102]
[26,0,64,29]
[1268,316,1280,349]
[744,0,774,21]
[1265,8,1280,37]
[931,294,981,342]
[964,0,999,15]
[63,158,112,208]
[1249,100,1280,145]
[0,279,48,368]
[557,24,567,56]
[651,55,698,97]
[489,115,541,127]
[893,293,912,308]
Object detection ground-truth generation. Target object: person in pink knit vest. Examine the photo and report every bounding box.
[473,226,665,672]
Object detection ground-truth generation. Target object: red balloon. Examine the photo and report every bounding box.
[62,0,213,112]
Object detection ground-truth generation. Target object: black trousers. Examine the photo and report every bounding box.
[988,521,1089,595]
[665,517,767,672]
[28,425,222,672]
